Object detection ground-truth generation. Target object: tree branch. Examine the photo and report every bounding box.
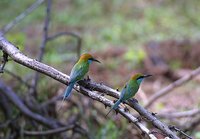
[0,79,61,129]
[0,0,45,34]
[31,0,52,97]
[183,113,200,132]
[23,124,87,137]
[158,108,200,119]
[76,86,156,138]
[47,31,82,58]
[0,51,8,73]
[145,66,200,108]
[169,125,192,139]
[0,36,179,138]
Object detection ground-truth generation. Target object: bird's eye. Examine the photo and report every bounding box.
[136,76,144,80]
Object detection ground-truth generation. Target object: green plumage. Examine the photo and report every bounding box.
[120,79,139,101]
[69,60,89,83]
[106,73,151,116]
[61,53,100,100]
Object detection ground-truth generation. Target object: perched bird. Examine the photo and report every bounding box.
[106,73,152,116]
[63,53,100,100]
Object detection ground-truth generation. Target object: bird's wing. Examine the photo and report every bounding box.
[120,81,135,101]
[119,84,127,100]
[69,62,88,83]
[125,80,138,99]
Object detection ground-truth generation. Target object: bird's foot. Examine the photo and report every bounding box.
[115,110,118,115]
[83,75,90,82]
[130,98,138,103]
[86,75,91,81]
[124,107,130,113]
[137,116,142,122]
[151,112,157,116]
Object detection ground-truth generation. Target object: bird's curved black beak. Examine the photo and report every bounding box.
[92,58,101,63]
[143,74,152,78]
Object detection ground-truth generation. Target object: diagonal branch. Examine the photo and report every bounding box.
[78,80,180,139]
[145,66,200,108]
[78,87,157,139]
[158,108,200,119]
[0,0,45,34]
[169,126,192,139]
[0,37,179,138]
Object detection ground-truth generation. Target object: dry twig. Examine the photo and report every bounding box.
[158,109,200,119]
[169,125,192,139]
[0,51,8,73]
[0,80,61,129]
[0,0,45,34]
[31,0,52,97]
[23,123,89,137]
[145,66,200,108]
[47,31,82,58]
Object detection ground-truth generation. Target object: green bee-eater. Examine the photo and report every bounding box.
[106,73,152,116]
[63,53,100,100]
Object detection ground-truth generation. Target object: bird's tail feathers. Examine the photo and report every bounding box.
[63,82,75,99]
[58,82,75,111]
[106,99,121,117]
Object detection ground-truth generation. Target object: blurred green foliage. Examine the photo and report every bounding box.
[170,60,182,70]
[6,33,26,49]
[96,120,122,139]
[1,0,200,51]
[124,48,146,66]
[195,132,200,139]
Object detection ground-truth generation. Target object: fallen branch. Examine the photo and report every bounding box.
[145,66,200,108]
[0,37,179,138]
[23,125,74,136]
[0,80,61,129]
[23,124,88,137]
[158,108,200,119]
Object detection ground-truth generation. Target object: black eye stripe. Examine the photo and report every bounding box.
[137,76,144,80]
